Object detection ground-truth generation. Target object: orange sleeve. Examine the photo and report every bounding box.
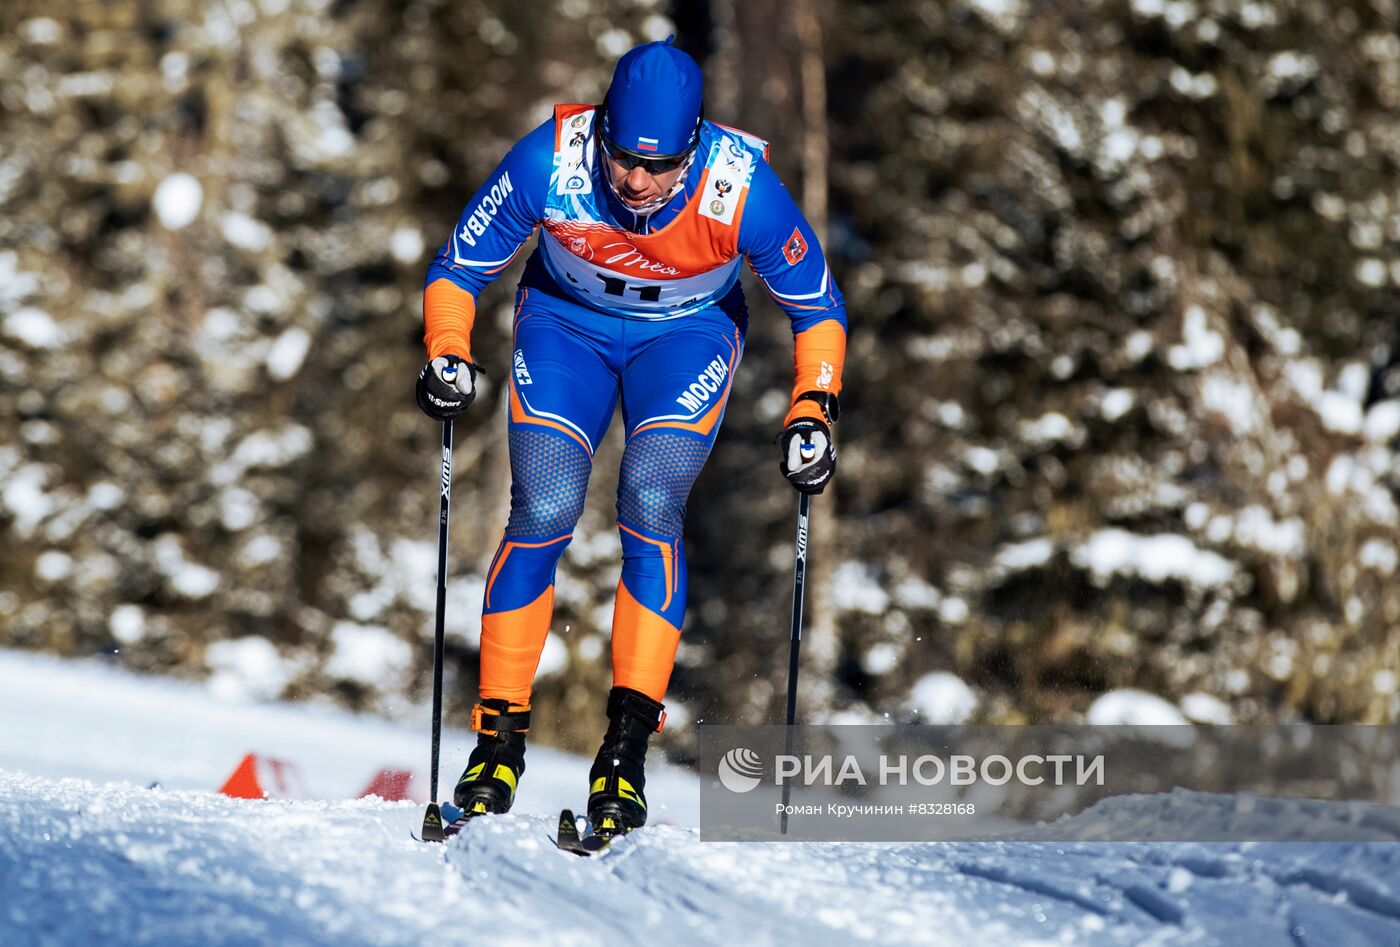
[784,318,846,425]
[423,278,477,362]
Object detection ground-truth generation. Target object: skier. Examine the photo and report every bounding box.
[415,39,846,836]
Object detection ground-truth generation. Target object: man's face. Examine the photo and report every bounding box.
[603,150,689,209]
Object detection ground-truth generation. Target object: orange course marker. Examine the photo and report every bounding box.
[216,753,307,800]
[360,768,416,802]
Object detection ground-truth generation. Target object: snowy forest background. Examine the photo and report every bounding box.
[2,0,1399,763]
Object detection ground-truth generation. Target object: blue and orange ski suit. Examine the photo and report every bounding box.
[424,105,847,704]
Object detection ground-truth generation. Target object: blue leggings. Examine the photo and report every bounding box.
[478,285,744,704]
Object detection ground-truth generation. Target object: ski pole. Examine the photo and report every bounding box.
[422,418,453,841]
[779,490,811,835]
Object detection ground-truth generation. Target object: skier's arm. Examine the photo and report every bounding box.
[739,159,848,427]
[423,119,554,361]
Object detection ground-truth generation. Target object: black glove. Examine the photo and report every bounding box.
[416,354,478,421]
[778,415,836,495]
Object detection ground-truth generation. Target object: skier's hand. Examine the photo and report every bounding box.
[778,416,836,495]
[416,354,478,421]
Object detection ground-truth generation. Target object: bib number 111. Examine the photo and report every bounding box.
[596,275,661,302]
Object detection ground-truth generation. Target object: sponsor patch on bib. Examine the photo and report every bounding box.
[557,111,594,196]
[699,135,755,226]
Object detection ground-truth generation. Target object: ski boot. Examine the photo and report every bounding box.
[586,687,666,837]
[453,699,530,817]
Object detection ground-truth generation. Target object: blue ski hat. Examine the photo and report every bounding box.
[601,39,703,158]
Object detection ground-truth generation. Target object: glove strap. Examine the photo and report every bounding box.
[794,390,839,424]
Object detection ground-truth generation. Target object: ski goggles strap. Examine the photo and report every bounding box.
[471,702,532,735]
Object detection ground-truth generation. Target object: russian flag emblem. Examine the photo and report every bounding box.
[637,136,660,152]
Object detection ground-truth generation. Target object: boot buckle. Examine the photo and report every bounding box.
[471,702,532,735]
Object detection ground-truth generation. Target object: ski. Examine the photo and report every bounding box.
[555,808,586,853]
[416,801,472,843]
[553,808,625,857]
[419,804,631,852]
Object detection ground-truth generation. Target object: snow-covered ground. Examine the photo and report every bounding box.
[2,649,1399,946]
[0,647,697,812]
